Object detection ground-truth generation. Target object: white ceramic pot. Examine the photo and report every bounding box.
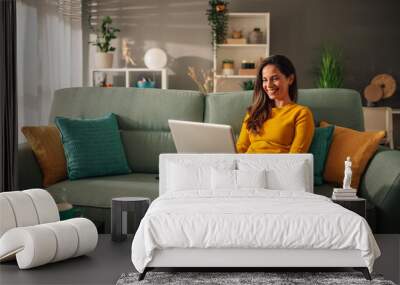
[95,53,114,68]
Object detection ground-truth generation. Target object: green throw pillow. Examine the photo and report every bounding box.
[55,113,131,180]
[309,125,335,185]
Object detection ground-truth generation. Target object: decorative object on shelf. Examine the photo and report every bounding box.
[241,80,255,90]
[90,16,120,68]
[136,77,156,88]
[241,61,255,69]
[122,39,136,67]
[187,66,213,94]
[316,45,343,88]
[363,73,396,106]
[94,72,107,87]
[206,0,229,45]
[226,29,246,44]
[232,30,242,39]
[222,59,234,76]
[248,27,263,44]
[239,60,256,76]
[144,48,167,69]
[226,38,246,44]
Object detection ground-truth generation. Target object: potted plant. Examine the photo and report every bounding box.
[90,16,120,68]
[222,59,234,76]
[316,45,344,88]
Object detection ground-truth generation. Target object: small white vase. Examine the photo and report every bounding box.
[95,53,114,68]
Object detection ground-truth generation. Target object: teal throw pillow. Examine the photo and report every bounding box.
[309,125,335,185]
[55,113,131,180]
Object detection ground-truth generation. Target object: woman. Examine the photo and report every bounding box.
[236,55,315,153]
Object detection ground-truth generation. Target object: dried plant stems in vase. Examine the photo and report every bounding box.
[187,67,213,94]
[206,0,229,45]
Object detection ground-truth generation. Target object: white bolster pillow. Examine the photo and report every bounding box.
[1,191,39,227]
[0,218,98,269]
[0,189,59,238]
[23,189,60,224]
[0,196,17,237]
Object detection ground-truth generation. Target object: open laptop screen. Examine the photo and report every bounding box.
[168,120,237,153]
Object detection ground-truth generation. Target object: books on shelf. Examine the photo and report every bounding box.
[332,188,358,200]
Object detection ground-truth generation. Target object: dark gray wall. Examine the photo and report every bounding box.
[230,0,400,107]
[84,0,400,107]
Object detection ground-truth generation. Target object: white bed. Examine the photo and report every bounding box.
[131,154,380,280]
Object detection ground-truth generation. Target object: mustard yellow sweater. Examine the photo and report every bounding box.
[236,103,315,154]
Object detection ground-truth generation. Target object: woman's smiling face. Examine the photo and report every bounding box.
[262,64,294,102]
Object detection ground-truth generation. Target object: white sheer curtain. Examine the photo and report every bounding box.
[17,0,82,142]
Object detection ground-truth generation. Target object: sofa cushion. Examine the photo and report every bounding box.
[121,130,176,173]
[320,121,385,189]
[56,113,131,180]
[21,126,67,187]
[46,173,159,208]
[50,88,205,173]
[204,89,365,139]
[309,125,335,186]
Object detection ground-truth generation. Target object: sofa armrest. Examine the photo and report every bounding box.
[360,147,400,233]
[17,143,43,190]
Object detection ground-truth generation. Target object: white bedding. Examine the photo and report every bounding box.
[131,190,380,273]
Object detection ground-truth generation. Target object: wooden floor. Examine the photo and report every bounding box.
[0,235,399,285]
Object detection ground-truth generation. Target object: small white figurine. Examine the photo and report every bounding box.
[343,156,352,189]
[122,39,136,67]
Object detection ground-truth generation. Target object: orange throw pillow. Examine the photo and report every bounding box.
[320,121,385,189]
[22,126,67,187]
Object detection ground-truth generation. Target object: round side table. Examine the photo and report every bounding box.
[111,197,150,242]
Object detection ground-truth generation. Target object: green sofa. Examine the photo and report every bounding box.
[17,87,400,233]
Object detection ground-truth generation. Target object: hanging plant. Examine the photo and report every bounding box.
[316,45,344,88]
[206,0,229,45]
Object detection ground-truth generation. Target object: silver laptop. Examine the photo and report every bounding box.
[168,119,237,153]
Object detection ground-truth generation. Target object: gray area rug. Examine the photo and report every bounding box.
[116,271,396,285]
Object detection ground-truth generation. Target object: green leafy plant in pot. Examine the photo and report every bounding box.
[316,45,344,88]
[90,16,120,68]
[241,80,255,91]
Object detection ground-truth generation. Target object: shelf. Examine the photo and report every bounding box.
[90,68,168,89]
[92,68,166,72]
[217,44,267,48]
[228,13,268,17]
[215,75,256,79]
[213,12,269,92]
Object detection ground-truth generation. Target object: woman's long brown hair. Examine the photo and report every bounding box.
[246,55,298,134]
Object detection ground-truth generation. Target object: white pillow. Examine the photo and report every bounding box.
[238,159,308,192]
[211,168,236,190]
[211,168,267,190]
[237,169,267,188]
[166,160,235,192]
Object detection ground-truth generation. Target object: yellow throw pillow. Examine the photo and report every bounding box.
[22,126,67,187]
[320,121,385,189]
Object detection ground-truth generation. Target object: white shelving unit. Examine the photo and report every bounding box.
[213,12,270,92]
[90,68,168,89]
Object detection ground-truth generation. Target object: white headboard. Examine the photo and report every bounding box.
[159,154,314,195]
